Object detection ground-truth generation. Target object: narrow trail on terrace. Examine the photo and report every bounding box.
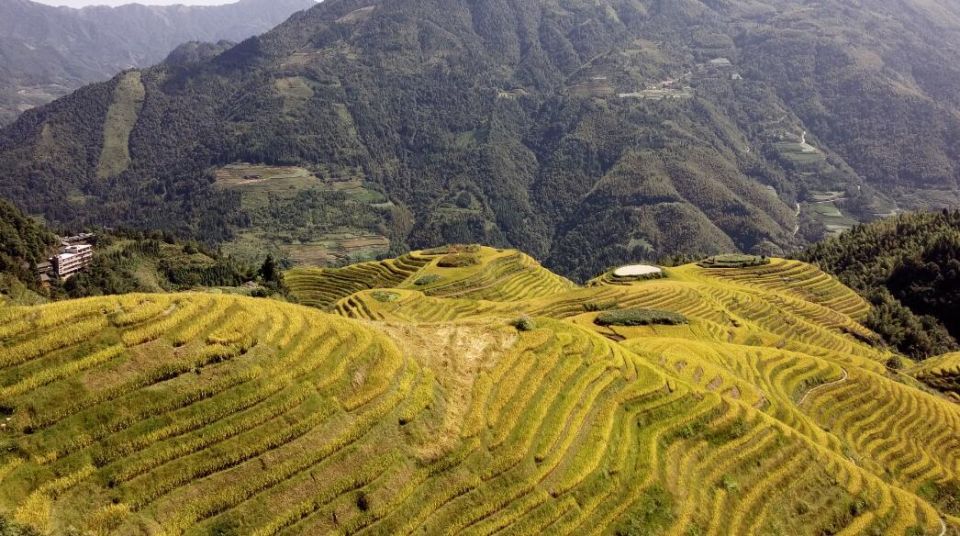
[797,368,848,405]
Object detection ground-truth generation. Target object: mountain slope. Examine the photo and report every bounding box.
[0,195,263,305]
[0,199,57,304]
[0,0,315,124]
[3,0,960,277]
[802,210,960,359]
[2,250,959,534]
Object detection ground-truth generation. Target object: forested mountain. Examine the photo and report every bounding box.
[0,196,264,305]
[3,0,960,279]
[0,198,58,301]
[802,210,960,360]
[0,0,315,124]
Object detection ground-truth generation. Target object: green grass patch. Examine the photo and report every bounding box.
[594,308,688,327]
[422,244,481,255]
[413,275,442,286]
[96,72,146,178]
[698,254,771,269]
[614,485,674,536]
[437,253,481,268]
[372,291,399,303]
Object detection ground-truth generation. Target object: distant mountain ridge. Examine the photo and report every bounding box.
[3,0,960,278]
[0,0,315,124]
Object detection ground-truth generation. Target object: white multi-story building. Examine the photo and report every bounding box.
[53,244,94,278]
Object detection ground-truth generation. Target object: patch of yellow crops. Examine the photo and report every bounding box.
[2,253,960,535]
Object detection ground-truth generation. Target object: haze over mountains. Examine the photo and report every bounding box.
[0,0,316,124]
[3,0,960,279]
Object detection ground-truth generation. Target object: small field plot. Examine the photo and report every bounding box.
[808,190,846,203]
[222,230,390,266]
[772,131,826,167]
[618,87,693,100]
[912,352,960,397]
[568,76,615,98]
[773,141,825,166]
[590,264,665,286]
[281,233,391,265]
[214,163,392,266]
[273,76,315,111]
[698,254,770,269]
[214,164,386,209]
[805,201,858,236]
[614,265,662,277]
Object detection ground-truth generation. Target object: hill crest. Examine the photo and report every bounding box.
[2,247,960,534]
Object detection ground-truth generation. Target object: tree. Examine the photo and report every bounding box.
[259,254,279,284]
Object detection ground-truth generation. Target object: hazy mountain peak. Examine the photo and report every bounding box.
[0,0,316,124]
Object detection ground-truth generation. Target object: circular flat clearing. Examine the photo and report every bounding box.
[614,264,662,277]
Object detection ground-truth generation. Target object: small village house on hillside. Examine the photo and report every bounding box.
[53,244,93,278]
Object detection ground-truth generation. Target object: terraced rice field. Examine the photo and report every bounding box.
[287,246,575,310]
[285,252,433,309]
[2,247,960,534]
[912,352,960,400]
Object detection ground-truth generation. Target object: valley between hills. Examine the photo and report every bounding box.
[3,245,960,535]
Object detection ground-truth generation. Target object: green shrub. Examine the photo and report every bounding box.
[594,308,688,327]
[437,253,480,268]
[698,254,771,269]
[372,291,399,303]
[0,516,43,536]
[249,288,270,298]
[356,492,370,511]
[720,474,739,491]
[423,244,481,255]
[918,480,960,516]
[886,355,904,370]
[615,272,665,281]
[511,316,536,331]
[414,275,442,286]
[614,486,674,536]
[583,301,618,312]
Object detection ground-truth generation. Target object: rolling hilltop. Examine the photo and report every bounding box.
[4,0,960,276]
[3,246,960,534]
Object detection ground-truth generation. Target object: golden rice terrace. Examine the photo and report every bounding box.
[1,246,959,535]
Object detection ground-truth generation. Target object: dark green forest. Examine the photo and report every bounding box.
[802,211,960,359]
[59,234,255,299]
[3,0,960,279]
[0,198,58,297]
[0,198,263,303]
